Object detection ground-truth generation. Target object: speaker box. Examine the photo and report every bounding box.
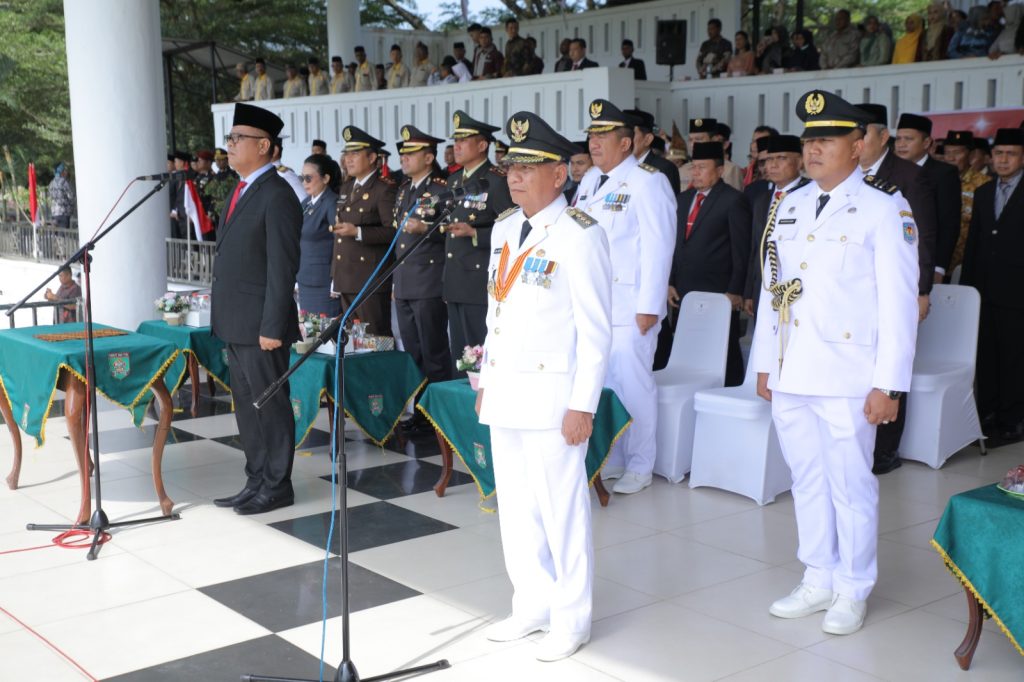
[656,19,687,65]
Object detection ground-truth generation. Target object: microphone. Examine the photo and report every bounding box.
[421,178,491,209]
[135,170,188,181]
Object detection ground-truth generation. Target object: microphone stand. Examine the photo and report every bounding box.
[6,178,181,560]
[243,197,462,682]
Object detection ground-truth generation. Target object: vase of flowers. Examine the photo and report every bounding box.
[457,345,484,390]
[155,293,190,325]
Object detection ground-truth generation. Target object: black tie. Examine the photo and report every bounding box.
[597,174,609,191]
[816,193,830,218]
[519,219,532,247]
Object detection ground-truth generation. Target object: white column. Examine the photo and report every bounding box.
[64,0,167,330]
[327,0,361,64]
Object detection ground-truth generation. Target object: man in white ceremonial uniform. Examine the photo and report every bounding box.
[752,90,919,635]
[476,111,612,661]
[573,99,676,494]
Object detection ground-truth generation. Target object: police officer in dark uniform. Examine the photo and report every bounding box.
[443,110,514,375]
[393,124,453,389]
[331,126,398,337]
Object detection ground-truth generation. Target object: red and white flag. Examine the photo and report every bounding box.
[183,178,213,241]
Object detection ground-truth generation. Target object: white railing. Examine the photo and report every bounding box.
[213,67,636,171]
[166,238,216,287]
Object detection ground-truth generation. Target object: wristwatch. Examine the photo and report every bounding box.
[875,388,903,400]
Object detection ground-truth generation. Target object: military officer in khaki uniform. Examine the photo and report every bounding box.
[331,126,397,336]
[329,56,351,94]
[307,57,329,95]
[352,46,377,92]
[752,90,918,636]
[477,111,612,662]
[282,64,308,98]
[443,110,515,375]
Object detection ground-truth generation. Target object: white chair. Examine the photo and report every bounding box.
[688,361,791,505]
[900,284,984,468]
[652,292,731,483]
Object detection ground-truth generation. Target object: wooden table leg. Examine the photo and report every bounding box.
[186,352,200,418]
[594,477,610,507]
[955,584,985,670]
[0,382,24,491]
[207,372,217,398]
[433,429,453,498]
[149,380,175,516]
[61,372,92,526]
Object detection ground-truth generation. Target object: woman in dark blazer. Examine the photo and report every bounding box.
[297,153,340,317]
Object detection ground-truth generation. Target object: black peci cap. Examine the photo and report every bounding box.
[691,141,724,161]
[896,113,933,136]
[765,135,802,154]
[232,102,285,138]
[856,103,888,127]
[944,130,974,148]
[993,128,1024,147]
[624,108,656,132]
[689,118,717,134]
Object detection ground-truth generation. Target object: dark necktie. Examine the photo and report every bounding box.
[597,174,609,192]
[519,219,532,247]
[816,193,830,218]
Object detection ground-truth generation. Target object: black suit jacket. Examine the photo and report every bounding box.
[393,171,449,300]
[296,188,338,289]
[212,168,302,346]
[922,156,963,273]
[961,177,1024,309]
[572,58,599,70]
[672,180,752,297]
[872,151,938,295]
[642,151,681,196]
[619,57,647,80]
[744,177,811,304]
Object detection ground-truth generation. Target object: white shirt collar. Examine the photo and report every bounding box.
[914,154,928,167]
[353,171,376,188]
[522,194,568,231]
[862,148,888,177]
[239,162,275,187]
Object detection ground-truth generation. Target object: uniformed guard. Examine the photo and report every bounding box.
[575,99,676,494]
[751,90,918,635]
[331,126,398,336]
[393,125,452,399]
[476,111,612,662]
[443,110,515,375]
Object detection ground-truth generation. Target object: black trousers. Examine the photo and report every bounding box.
[227,343,295,495]
[447,301,487,377]
[655,306,744,386]
[873,393,908,458]
[396,297,452,383]
[340,291,392,338]
[977,303,1024,427]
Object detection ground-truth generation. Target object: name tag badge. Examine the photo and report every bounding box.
[779,218,797,224]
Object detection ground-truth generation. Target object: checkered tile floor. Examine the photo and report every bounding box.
[2,377,1024,681]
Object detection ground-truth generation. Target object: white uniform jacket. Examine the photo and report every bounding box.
[750,167,919,398]
[478,197,613,430]
[574,156,676,325]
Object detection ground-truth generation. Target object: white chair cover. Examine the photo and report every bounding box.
[900,284,984,468]
[652,292,731,482]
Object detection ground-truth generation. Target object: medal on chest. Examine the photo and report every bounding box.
[492,243,536,316]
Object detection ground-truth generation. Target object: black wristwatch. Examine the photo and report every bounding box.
[875,388,903,400]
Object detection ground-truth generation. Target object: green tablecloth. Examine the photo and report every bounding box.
[288,350,425,447]
[0,323,180,446]
[135,320,230,393]
[932,484,1024,658]
[416,380,632,499]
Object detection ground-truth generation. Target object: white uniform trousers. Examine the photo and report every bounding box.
[604,321,660,476]
[490,426,593,636]
[771,391,879,601]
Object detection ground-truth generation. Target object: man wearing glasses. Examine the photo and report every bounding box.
[211,103,302,515]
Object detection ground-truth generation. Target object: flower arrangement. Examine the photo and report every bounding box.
[299,310,329,340]
[154,293,190,314]
[456,345,484,373]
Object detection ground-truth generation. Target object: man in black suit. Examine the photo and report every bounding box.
[211,103,302,515]
[625,108,681,195]
[894,113,963,283]
[857,104,940,473]
[568,38,598,70]
[744,135,809,318]
[668,141,752,386]
[962,128,1024,443]
[618,39,647,80]
[393,125,452,392]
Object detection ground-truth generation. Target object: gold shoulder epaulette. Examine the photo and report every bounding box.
[434,176,448,186]
[637,162,657,173]
[277,165,291,173]
[489,165,507,176]
[496,206,520,222]
[566,207,595,228]
[864,175,899,195]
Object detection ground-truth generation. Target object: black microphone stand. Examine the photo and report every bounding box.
[6,178,181,560]
[243,195,468,682]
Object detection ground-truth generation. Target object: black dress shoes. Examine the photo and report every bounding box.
[213,486,259,508]
[872,451,902,476]
[234,490,295,515]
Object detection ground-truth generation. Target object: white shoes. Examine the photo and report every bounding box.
[822,595,867,635]
[612,471,652,494]
[484,615,548,642]
[600,466,625,481]
[535,631,590,662]
[769,583,834,619]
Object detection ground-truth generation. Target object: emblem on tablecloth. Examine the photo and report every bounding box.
[291,398,301,420]
[20,403,29,430]
[369,394,383,416]
[474,442,487,468]
[108,352,130,380]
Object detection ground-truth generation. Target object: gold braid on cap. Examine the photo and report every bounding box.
[759,191,803,370]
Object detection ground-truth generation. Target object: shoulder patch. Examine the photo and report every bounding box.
[496,206,520,222]
[864,175,899,195]
[637,162,657,173]
[565,207,596,228]
[433,176,448,186]
[899,210,913,219]
[488,165,507,177]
